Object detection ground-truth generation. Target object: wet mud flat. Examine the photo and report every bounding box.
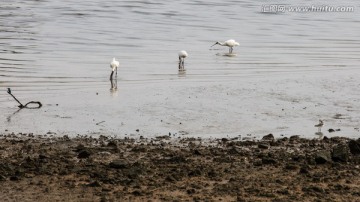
[0,133,359,201]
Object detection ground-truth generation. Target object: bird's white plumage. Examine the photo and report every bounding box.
[211,39,240,54]
[178,50,188,71]
[110,58,119,71]
[178,50,188,58]
[222,39,240,47]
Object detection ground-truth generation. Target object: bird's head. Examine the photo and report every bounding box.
[211,41,220,47]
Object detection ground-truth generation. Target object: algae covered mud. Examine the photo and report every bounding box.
[0,134,359,201]
[1,1,360,138]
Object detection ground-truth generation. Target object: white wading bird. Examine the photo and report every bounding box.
[110,58,119,80]
[211,39,239,54]
[178,50,188,70]
[314,119,324,132]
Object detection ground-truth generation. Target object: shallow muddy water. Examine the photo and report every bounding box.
[1,0,360,138]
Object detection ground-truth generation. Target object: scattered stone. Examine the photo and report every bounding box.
[107,141,117,148]
[284,163,298,170]
[75,144,85,152]
[289,135,300,142]
[155,135,170,140]
[315,150,331,164]
[132,190,142,196]
[87,181,101,187]
[78,150,91,159]
[262,134,274,141]
[302,185,325,193]
[9,176,19,181]
[165,175,176,182]
[109,159,128,169]
[299,165,310,174]
[187,188,196,195]
[349,140,360,155]
[193,149,202,155]
[221,138,228,142]
[258,143,269,149]
[0,175,6,181]
[332,145,349,162]
[262,157,277,165]
[0,134,359,201]
[328,129,335,133]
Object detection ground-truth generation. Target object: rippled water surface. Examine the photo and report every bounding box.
[1,0,360,138]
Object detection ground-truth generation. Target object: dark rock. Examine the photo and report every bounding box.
[253,160,262,167]
[132,190,142,196]
[332,145,349,162]
[315,150,331,164]
[207,170,217,178]
[10,176,19,181]
[221,138,228,142]
[299,165,310,174]
[135,129,140,132]
[349,140,360,155]
[168,156,187,163]
[75,144,86,152]
[107,141,117,148]
[165,175,176,182]
[188,169,202,177]
[262,134,274,141]
[284,163,298,170]
[228,147,242,154]
[78,150,91,159]
[131,146,147,152]
[109,159,128,169]
[302,185,325,193]
[328,129,335,133]
[289,135,300,142]
[0,175,6,181]
[87,181,101,187]
[258,143,269,149]
[193,149,202,155]
[292,155,304,162]
[187,188,196,195]
[262,157,277,165]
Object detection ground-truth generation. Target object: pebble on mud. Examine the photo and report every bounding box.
[348,140,360,155]
[78,150,91,159]
[262,133,275,141]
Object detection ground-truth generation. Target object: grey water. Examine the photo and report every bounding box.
[1,0,360,139]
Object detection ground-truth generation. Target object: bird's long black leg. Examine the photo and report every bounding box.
[116,67,118,77]
[179,57,181,70]
[110,71,114,80]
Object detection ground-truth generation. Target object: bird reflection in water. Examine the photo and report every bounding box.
[178,69,186,77]
[110,78,118,96]
[315,132,323,139]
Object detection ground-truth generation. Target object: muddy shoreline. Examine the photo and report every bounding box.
[0,133,359,201]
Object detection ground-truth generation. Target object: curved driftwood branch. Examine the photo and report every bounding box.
[7,88,42,109]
